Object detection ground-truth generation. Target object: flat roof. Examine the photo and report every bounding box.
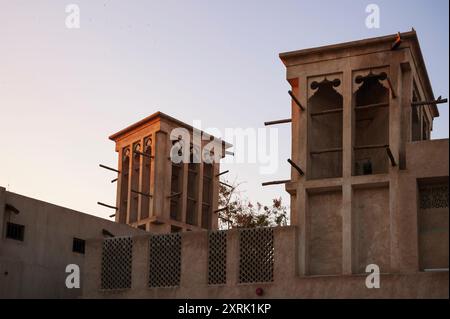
[109,111,233,148]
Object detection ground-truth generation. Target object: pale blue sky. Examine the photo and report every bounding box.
[0,0,448,219]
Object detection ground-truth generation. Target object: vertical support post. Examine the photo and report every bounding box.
[137,138,144,222]
[153,131,168,220]
[126,144,133,224]
[342,68,353,274]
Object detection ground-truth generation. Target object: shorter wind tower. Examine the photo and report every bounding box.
[100,112,231,233]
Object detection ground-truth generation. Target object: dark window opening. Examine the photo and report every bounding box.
[308,77,343,180]
[202,163,214,229]
[72,237,85,254]
[6,222,25,241]
[353,71,389,176]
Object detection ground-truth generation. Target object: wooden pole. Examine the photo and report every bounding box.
[262,179,290,187]
[288,90,305,111]
[97,202,118,210]
[287,159,304,176]
[264,119,292,126]
[386,147,397,167]
[99,164,120,174]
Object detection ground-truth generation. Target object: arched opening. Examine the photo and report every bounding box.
[308,78,343,179]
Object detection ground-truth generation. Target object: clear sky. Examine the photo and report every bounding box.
[0,0,448,220]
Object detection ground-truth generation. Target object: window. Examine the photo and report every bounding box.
[72,238,85,254]
[187,146,200,226]
[6,222,25,241]
[307,76,343,180]
[353,70,390,176]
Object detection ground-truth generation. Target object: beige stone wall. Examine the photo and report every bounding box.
[0,188,144,299]
[82,225,448,299]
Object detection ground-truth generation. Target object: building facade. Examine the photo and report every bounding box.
[82,31,449,299]
[0,187,144,298]
[108,112,231,233]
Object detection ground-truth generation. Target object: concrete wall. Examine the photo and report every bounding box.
[0,188,144,299]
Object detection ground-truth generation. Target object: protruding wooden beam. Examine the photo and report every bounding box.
[216,170,229,177]
[111,178,118,183]
[109,213,116,218]
[288,90,305,111]
[287,159,304,176]
[220,181,234,188]
[131,189,152,198]
[225,151,235,156]
[97,202,118,210]
[262,179,290,187]
[412,96,448,107]
[264,119,292,126]
[166,192,182,199]
[99,164,120,174]
[386,147,397,167]
[214,207,228,214]
[133,150,154,159]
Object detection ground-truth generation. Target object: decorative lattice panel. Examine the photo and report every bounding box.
[420,185,449,209]
[148,233,181,288]
[208,231,227,285]
[101,237,132,290]
[239,228,274,283]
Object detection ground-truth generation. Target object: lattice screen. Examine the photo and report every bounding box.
[101,237,133,290]
[420,185,449,209]
[239,228,274,283]
[148,233,181,288]
[208,231,227,285]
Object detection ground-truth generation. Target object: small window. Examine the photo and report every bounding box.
[6,222,25,241]
[72,238,85,254]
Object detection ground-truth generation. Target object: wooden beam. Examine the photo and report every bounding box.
[262,179,290,187]
[287,159,304,176]
[288,90,305,111]
[412,96,448,107]
[216,170,229,177]
[354,102,390,111]
[214,207,228,214]
[109,213,116,218]
[354,144,389,151]
[99,164,120,174]
[167,192,182,199]
[111,178,118,183]
[264,119,292,126]
[97,202,118,210]
[386,147,397,167]
[133,150,154,159]
[310,108,343,116]
[131,189,152,198]
[310,148,343,155]
[220,181,234,188]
